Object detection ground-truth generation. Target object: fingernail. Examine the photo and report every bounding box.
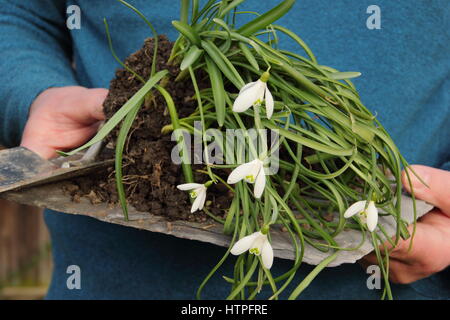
[97,103,105,113]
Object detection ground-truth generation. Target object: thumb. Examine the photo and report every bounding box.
[402,165,450,216]
[79,88,108,122]
[66,87,108,124]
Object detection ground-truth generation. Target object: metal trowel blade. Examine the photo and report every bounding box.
[0,147,112,194]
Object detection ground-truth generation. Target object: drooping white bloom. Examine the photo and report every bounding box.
[227,159,266,198]
[344,200,378,232]
[232,72,274,119]
[231,231,274,269]
[177,183,208,213]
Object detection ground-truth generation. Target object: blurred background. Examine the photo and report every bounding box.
[0,200,52,300]
[0,146,52,300]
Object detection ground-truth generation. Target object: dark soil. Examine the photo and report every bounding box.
[64,36,231,222]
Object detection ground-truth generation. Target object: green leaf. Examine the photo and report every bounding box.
[104,18,145,83]
[180,45,204,70]
[238,0,296,36]
[272,24,317,63]
[238,42,259,71]
[205,56,226,126]
[201,40,245,89]
[192,0,200,22]
[172,20,201,46]
[115,98,144,221]
[212,18,232,52]
[330,72,362,80]
[279,63,329,98]
[263,120,354,156]
[59,70,168,156]
[156,85,194,183]
[218,0,245,18]
[180,0,190,24]
[116,0,159,76]
[288,252,338,300]
[223,195,239,235]
[192,0,217,24]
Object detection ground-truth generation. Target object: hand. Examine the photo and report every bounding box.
[362,165,450,284]
[21,86,107,159]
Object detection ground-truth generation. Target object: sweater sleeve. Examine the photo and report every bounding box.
[441,161,450,171]
[0,0,79,147]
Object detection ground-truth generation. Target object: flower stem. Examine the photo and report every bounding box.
[188,67,216,182]
[180,0,190,24]
[288,251,339,300]
[156,84,194,183]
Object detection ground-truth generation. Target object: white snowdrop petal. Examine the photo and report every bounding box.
[232,84,261,113]
[261,240,274,269]
[230,232,259,255]
[197,189,207,211]
[344,200,367,218]
[253,168,266,199]
[265,87,274,119]
[177,183,203,191]
[191,192,203,213]
[244,160,262,184]
[255,81,266,103]
[227,160,258,184]
[250,235,266,256]
[366,201,379,232]
[239,81,257,94]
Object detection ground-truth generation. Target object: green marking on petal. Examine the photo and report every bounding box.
[254,99,263,106]
[249,248,260,255]
[245,175,255,183]
[190,191,197,199]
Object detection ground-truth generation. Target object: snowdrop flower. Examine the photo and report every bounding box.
[177,182,209,213]
[227,159,266,198]
[344,200,378,232]
[232,71,274,119]
[231,227,273,269]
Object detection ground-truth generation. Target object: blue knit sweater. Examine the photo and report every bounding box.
[0,0,449,299]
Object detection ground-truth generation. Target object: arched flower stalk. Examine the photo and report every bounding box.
[62,0,419,301]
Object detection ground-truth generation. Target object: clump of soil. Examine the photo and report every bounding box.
[65,36,231,222]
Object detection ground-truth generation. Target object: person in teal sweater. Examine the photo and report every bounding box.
[0,0,449,299]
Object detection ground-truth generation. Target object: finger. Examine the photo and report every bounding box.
[387,259,418,284]
[65,88,108,124]
[389,211,449,264]
[360,253,378,266]
[57,122,103,149]
[85,88,108,121]
[21,143,58,160]
[361,253,420,284]
[369,217,426,260]
[386,221,424,260]
[362,230,413,262]
[402,165,450,216]
[21,122,100,160]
